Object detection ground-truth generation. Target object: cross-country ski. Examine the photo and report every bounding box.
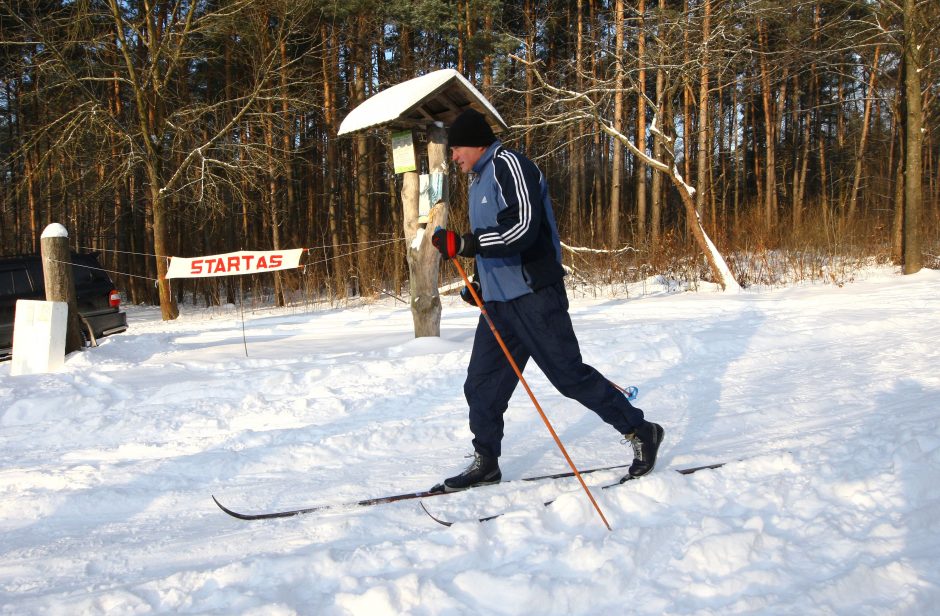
[419,461,728,526]
[212,461,636,521]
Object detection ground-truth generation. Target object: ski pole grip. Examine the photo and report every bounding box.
[452,258,485,308]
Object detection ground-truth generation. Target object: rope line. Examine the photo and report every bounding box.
[75,236,405,260]
[60,237,628,286]
[55,237,406,283]
[44,257,161,283]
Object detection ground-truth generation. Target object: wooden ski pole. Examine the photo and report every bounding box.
[450,258,612,531]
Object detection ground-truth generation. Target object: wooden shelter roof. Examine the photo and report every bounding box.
[337,69,507,136]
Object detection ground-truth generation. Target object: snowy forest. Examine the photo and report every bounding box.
[1,0,937,316]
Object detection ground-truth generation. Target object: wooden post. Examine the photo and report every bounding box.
[403,123,449,337]
[40,223,84,354]
[401,171,420,242]
[337,70,507,336]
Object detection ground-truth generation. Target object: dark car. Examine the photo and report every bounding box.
[0,252,128,359]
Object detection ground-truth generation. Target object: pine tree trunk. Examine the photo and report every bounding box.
[610,0,625,248]
[682,0,692,184]
[482,14,494,95]
[812,3,829,226]
[569,0,585,237]
[892,153,904,264]
[901,0,923,274]
[321,23,343,292]
[150,183,179,320]
[525,0,536,152]
[695,0,711,223]
[635,0,647,239]
[352,22,370,295]
[848,46,880,220]
[650,0,666,249]
[732,79,741,233]
[758,18,777,229]
[280,38,297,248]
[796,108,811,229]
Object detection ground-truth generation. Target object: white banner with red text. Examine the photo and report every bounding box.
[165,249,304,279]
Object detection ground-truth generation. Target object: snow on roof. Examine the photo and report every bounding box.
[338,69,507,136]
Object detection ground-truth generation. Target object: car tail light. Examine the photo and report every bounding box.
[109,290,121,308]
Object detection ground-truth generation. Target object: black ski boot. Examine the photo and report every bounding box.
[625,421,664,478]
[443,452,501,492]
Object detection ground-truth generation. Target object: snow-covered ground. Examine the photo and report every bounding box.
[1,267,938,615]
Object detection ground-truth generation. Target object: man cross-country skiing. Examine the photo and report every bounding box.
[432,108,664,492]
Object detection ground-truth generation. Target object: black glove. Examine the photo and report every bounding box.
[432,228,479,259]
[460,279,482,306]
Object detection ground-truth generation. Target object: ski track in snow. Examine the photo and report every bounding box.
[1,267,939,615]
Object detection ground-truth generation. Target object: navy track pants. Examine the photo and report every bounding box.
[463,281,645,459]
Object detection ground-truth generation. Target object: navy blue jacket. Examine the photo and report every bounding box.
[468,141,565,302]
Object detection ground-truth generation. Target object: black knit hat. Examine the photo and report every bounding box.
[447,109,497,148]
